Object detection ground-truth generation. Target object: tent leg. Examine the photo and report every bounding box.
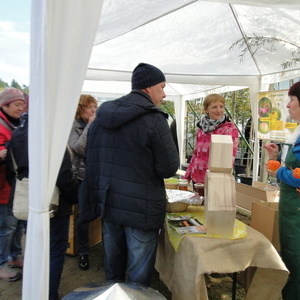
[232,272,237,300]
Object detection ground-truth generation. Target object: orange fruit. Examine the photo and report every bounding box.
[292,168,300,179]
[266,160,281,171]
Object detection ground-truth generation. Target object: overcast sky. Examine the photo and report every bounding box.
[0,0,30,86]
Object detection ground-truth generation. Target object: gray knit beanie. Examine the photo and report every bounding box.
[131,63,166,90]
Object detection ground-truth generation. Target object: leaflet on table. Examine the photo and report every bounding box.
[168,218,207,234]
[166,213,194,221]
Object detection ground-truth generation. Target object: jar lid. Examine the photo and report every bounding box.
[178,179,188,183]
[194,183,204,187]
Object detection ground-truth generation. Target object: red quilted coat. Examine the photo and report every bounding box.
[184,120,239,184]
[0,110,14,204]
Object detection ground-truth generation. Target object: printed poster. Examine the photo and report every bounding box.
[258,90,298,141]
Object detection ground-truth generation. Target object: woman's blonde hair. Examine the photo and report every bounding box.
[203,94,225,111]
[75,94,97,120]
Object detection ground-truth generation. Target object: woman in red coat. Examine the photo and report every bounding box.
[0,87,25,282]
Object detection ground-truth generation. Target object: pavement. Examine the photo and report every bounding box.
[0,239,171,300]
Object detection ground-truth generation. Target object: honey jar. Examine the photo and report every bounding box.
[194,183,205,197]
[178,179,189,191]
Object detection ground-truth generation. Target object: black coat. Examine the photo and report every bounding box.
[6,113,78,216]
[79,90,179,230]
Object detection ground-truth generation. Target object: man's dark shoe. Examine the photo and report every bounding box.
[79,254,89,271]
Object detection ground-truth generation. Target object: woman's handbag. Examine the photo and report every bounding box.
[13,177,30,220]
[11,148,59,220]
[13,179,59,220]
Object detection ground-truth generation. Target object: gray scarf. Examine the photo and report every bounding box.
[198,115,226,133]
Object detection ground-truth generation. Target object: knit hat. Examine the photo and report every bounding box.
[0,87,25,107]
[131,63,166,90]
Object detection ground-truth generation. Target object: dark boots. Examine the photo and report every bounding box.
[79,254,89,271]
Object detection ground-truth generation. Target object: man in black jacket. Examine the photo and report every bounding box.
[79,63,179,286]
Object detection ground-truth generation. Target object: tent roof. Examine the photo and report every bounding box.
[82,0,300,99]
[25,2,300,300]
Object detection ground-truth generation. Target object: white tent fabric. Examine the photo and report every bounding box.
[84,0,300,98]
[83,0,300,175]
[24,1,103,299]
[26,1,299,299]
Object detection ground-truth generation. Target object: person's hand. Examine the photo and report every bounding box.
[49,204,58,218]
[263,143,279,160]
[0,149,7,161]
[265,165,278,178]
[88,112,96,124]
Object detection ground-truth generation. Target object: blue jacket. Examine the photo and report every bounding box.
[79,90,179,230]
[277,137,300,188]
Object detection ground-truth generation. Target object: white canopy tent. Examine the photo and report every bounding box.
[25,1,300,299]
[82,0,300,175]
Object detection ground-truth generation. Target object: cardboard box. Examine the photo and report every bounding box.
[250,201,280,252]
[66,205,102,256]
[66,206,78,255]
[88,216,102,248]
[235,181,279,211]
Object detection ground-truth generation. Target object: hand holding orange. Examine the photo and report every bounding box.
[292,168,300,179]
[266,160,281,171]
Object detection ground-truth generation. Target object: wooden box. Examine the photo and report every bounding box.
[205,171,236,238]
[209,134,233,173]
[66,205,102,256]
[66,206,78,255]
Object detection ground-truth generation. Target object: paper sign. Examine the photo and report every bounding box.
[258,90,298,141]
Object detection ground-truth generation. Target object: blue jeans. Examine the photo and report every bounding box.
[49,215,70,300]
[102,220,158,286]
[0,204,24,265]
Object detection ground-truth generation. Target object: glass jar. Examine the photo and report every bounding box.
[194,183,205,197]
[178,179,189,191]
[194,183,205,205]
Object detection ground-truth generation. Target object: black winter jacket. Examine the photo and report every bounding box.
[79,90,179,230]
[6,113,78,216]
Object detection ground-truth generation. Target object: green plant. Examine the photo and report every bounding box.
[230,35,300,69]
[160,100,175,119]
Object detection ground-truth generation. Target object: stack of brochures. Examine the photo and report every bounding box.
[167,214,207,234]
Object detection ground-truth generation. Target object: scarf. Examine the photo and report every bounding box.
[78,118,87,128]
[197,114,226,133]
[0,107,21,129]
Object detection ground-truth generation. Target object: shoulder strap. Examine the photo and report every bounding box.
[0,117,13,132]
[9,147,18,174]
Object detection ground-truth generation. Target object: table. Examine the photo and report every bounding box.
[155,207,289,300]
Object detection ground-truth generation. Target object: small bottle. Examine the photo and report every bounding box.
[178,179,188,191]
